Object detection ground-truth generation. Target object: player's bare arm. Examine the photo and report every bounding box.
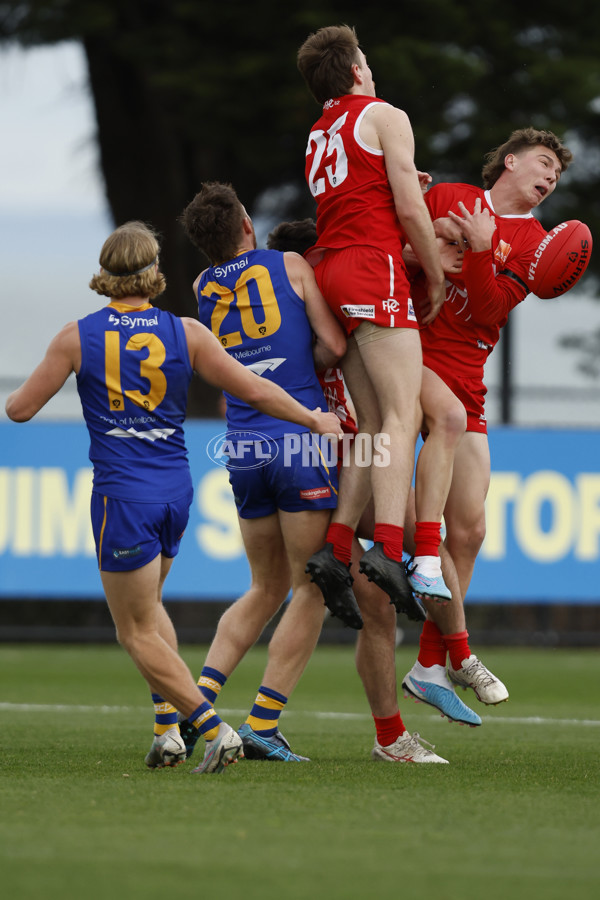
[5,321,81,421]
[283,252,347,372]
[182,318,343,437]
[366,104,445,324]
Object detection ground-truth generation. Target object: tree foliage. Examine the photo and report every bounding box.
[2,0,600,411]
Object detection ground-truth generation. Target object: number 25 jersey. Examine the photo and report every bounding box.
[76,302,193,502]
[305,94,406,261]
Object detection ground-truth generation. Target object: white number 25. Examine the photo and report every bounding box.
[306,112,349,197]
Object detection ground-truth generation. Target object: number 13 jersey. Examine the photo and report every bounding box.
[305,94,405,260]
[76,302,193,502]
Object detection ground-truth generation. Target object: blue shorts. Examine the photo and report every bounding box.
[90,489,193,572]
[227,433,339,519]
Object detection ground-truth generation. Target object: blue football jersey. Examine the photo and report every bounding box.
[196,249,327,438]
[76,302,193,501]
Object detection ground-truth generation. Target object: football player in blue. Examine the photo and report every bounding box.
[6,220,343,773]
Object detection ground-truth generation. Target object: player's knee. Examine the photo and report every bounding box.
[430,402,467,448]
[445,402,467,444]
[448,518,485,561]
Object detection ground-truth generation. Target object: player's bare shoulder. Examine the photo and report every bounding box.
[282,250,311,296]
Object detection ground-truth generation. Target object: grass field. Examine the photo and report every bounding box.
[1,643,599,900]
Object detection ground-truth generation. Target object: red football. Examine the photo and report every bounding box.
[527,220,593,299]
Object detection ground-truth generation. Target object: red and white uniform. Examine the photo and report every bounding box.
[318,367,357,437]
[420,183,548,431]
[318,366,358,471]
[305,95,417,334]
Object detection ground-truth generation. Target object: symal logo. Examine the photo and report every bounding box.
[206,430,279,469]
[107,312,158,328]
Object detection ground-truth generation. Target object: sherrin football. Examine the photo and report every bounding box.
[527,220,592,299]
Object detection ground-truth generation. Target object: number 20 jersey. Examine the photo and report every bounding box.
[196,249,327,438]
[76,302,193,502]
[305,94,406,261]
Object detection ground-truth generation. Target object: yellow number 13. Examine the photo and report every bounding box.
[104,331,167,412]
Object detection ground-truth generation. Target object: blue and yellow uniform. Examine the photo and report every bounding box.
[76,301,193,570]
[196,249,338,517]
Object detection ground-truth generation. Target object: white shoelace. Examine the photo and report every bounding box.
[411,732,436,750]
[463,659,496,687]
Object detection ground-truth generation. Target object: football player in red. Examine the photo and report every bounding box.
[298,24,451,637]
[402,128,573,705]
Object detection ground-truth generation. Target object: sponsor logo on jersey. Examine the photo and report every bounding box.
[233,345,272,360]
[494,240,512,267]
[107,312,159,328]
[105,426,175,442]
[299,487,332,500]
[246,358,286,376]
[213,257,249,278]
[340,304,376,318]
[112,544,142,559]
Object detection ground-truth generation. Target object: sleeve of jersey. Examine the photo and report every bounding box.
[462,250,526,325]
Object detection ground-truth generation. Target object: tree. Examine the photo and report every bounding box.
[2,0,599,411]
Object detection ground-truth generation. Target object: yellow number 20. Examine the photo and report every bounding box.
[202,265,282,348]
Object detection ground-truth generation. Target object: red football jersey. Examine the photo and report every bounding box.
[420,183,547,378]
[305,95,405,260]
[318,367,358,436]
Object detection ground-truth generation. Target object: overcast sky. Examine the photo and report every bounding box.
[0,41,599,426]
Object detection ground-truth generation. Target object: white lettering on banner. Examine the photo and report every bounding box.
[575,474,600,559]
[0,467,94,556]
[15,468,34,555]
[515,472,574,561]
[0,469,7,550]
[482,470,600,563]
[2,462,598,570]
[195,469,243,560]
[481,472,520,558]
[39,469,95,556]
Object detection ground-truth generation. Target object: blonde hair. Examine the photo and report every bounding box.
[89,221,166,300]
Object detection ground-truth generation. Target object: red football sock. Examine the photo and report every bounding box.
[373,523,404,562]
[414,521,442,558]
[326,523,354,565]
[373,711,405,746]
[442,630,471,670]
[417,619,447,667]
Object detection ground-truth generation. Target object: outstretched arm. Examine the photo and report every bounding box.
[182,318,343,437]
[368,103,445,324]
[283,252,347,372]
[5,322,80,421]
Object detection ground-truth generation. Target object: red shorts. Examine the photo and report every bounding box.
[426,362,488,434]
[313,246,418,336]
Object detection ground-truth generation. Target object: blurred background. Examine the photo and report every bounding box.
[1,1,599,644]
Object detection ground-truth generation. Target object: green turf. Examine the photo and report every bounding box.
[1,644,599,900]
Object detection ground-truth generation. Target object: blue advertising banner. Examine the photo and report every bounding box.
[0,422,598,603]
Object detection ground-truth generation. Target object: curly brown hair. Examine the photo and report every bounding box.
[180,182,246,264]
[89,221,165,300]
[297,24,361,105]
[482,128,573,189]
